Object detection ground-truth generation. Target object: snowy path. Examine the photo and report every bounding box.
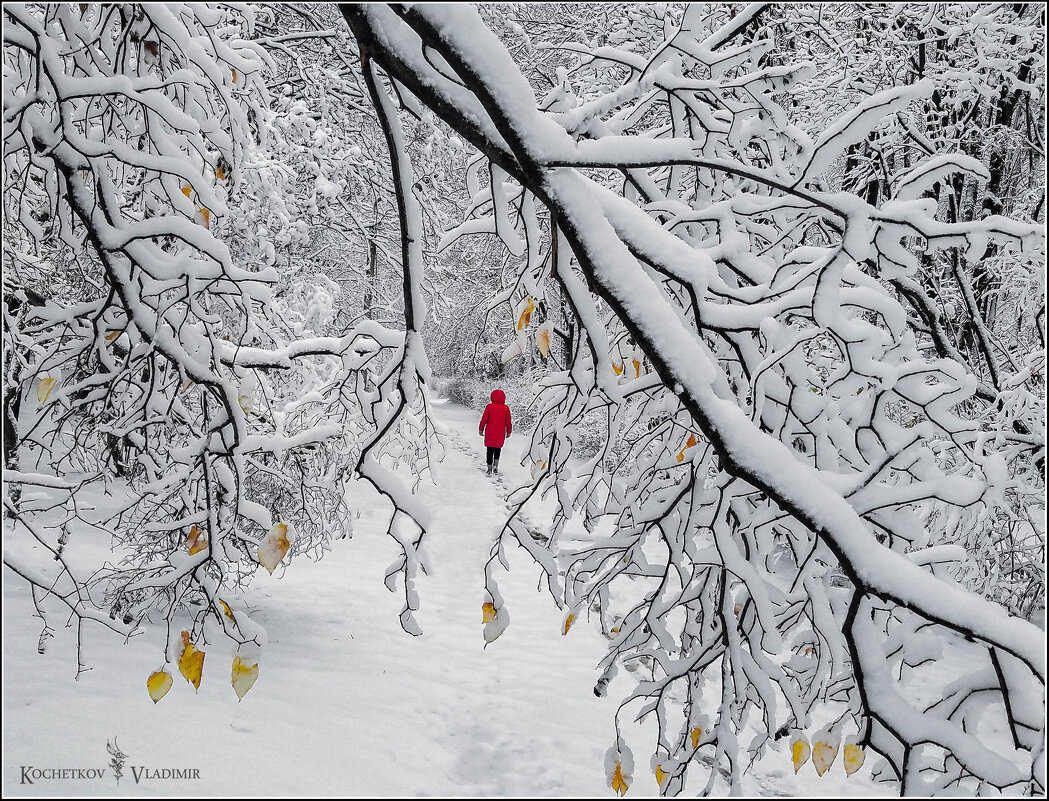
[3,398,617,796]
[3,397,888,797]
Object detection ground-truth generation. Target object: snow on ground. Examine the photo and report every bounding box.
[3,397,888,797]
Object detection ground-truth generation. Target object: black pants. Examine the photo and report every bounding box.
[486,446,501,466]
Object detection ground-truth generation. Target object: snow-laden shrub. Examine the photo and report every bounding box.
[436,374,539,431]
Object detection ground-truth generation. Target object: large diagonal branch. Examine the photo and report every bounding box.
[358,3,1045,681]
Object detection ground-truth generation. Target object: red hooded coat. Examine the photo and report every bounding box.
[479,389,512,448]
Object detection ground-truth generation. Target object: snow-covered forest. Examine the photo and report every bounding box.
[2,2,1045,796]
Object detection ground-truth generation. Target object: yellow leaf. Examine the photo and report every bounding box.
[177,631,205,690]
[218,598,236,622]
[105,329,123,342]
[198,207,210,229]
[632,359,641,378]
[843,743,865,776]
[231,655,259,700]
[690,728,702,749]
[812,740,837,776]
[482,602,497,623]
[612,361,624,376]
[686,434,697,448]
[516,297,535,331]
[182,184,192,198]
[186,525,207,555]
[258,522,290,574]
[611,626,620,635]
[535,323,551,358]
[791,735,810,774]
[611,762,629,797]
[231,68,237,83]
[216,164,226,181]
[36,377,57,403]
[146,669,172,704]
[676,449,685,463]
[562,613,575,635]
[655,764,667,786]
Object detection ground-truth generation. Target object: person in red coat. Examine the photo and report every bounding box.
[479,389,512,475]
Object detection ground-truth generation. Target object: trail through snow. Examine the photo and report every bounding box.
[3,398,885,797]
[3,399,614,796]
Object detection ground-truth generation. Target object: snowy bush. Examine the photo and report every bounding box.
[436,376,487,410]
[437,373,540,432]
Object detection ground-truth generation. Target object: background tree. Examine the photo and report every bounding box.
[763,1,1046,624]
[2,2,435,683]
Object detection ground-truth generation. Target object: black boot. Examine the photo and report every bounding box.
[493,459,500,475]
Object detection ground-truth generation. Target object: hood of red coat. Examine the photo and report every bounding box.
[490,389,505,404]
